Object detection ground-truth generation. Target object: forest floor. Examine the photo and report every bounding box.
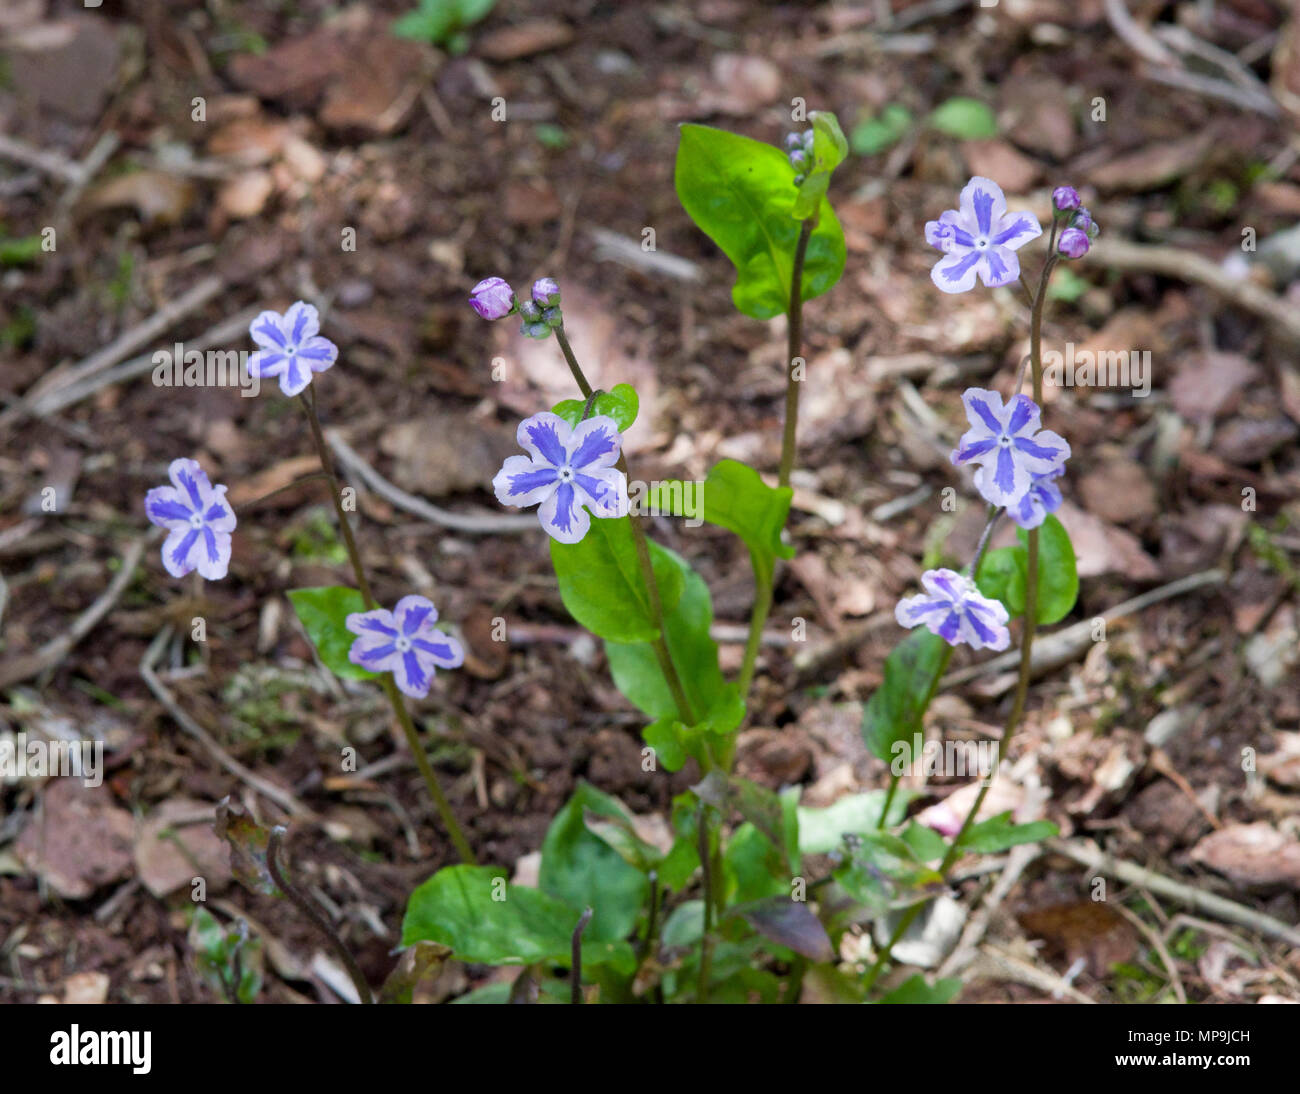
[1,0,1298,1004]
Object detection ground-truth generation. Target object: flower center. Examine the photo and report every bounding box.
[975,237,990,250]
[188,513,205,529]
[285,344,297,356]
[997,433,1012,447]
[394,635,412,653]
[558,466,574,483]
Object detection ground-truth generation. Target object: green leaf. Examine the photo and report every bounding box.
[675,124,846,320]
[927,97,998,140]
[850,104,912,156]
[958,811,1059,854]
[975,515,1078,624]
[695,772,800,876]
[551,382,639,432]
[286,586,379,681]
[402,864,634,970]
[189,908,262,1004]
[878,973,962,1004]
[975,546,1021,614]
[550,519,683,643]
[797,789,915,855]
[722,823,790,904]
[392,0,497,47]
[605,547,731,734]
[791,110,848,220]
[642,717,688,774]
[649,459,793,587]
[582,807,663,874]
[900,820,949,863]
[539,783,648,943]
[1020,514,1079,625]
[832,833,945,914]
[0,235,44,267]
[861,630,953,764]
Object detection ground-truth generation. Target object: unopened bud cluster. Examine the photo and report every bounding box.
[469,276,563,338]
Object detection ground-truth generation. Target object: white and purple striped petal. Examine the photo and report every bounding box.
[346,597,464,698]
[952,388,1070,510]
[246,301,338,397]
[145,458,235,580]
[494,412,628,543]
[926,177,1042,295]
[895,567,1010,652]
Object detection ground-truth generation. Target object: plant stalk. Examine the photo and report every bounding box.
[268,826,373,1004]
[553,324,696,728]
[297,389,476,865]
[736,218,814,706]
[863,245,1058,994]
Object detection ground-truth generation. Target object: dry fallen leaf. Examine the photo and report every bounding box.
[1189,822,1300,888]
[82,170,197,225]
[1169,352,1259,422]
[14,780,134,899]
[134,799,232,899]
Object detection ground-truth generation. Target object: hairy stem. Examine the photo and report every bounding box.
[554,324,696,728]
[298,389,476,865]
[863,247,1058,994]
[268,826,373,1004]
[571,906,593,1004]
[697,806,714,1004]
[778,219,814,489]
[736,218,815,707]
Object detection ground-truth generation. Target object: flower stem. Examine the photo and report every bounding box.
[736,218,815,708]
[267,826,373,1003]
[697,805,714,1004]
[779,219,814,489]
[553,324,697,729]
[297,389,476,865]
[862,249,1058,994]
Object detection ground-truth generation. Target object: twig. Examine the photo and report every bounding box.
[17,307,261,421]
[937,843,1041,980]
[0,535,148,689]
[967,943,1096,1003]
[1048,837,1300,948]
[139,628,311,818]
[1091,237,1300,343]
[4,276,229,424]
[326,431,536,535]
[587,228,702,283]
[941,568,1224,691]
[0,133,85,184]
[1111,899,1187,1004]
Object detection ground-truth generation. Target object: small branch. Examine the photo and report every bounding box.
[328,432,536,535]
[1091,237,1300,343]
[0,535,148,689]
[1048,838,1300,949]
[140,628,312,817]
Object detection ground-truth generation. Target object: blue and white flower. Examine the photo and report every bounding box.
[895,568,1011,651]
[493,412,628,544]
[952,387,1070,510]
[925,176,1042,294]
[144,458,236,580]
[346,595,465,699]
[987,467,1064,530]
[248,301,338,397]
